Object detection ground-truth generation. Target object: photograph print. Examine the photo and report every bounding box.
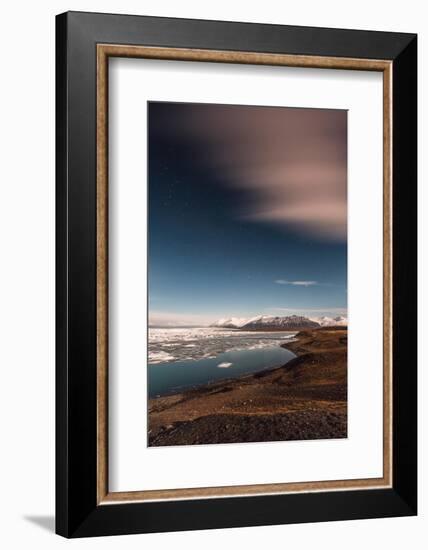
[147,101,347,447]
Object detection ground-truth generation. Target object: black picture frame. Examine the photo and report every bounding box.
[56,11,417,538]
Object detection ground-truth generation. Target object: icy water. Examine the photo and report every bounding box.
[148,327,296,398]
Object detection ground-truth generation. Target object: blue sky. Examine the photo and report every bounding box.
[148,102,347,326]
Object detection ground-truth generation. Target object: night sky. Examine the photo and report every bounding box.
[148,102,347,326]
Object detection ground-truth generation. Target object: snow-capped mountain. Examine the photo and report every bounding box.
[242,315,320,330]
[310,315,348,327]
[210,317,249,328]
[211,315,321,330]
[211,314,347,330]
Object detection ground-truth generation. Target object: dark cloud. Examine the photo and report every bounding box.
[150,102,347,240]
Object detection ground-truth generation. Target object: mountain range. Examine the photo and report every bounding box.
[210,314,347,330]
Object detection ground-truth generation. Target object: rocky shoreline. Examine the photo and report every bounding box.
[148,327,347,446]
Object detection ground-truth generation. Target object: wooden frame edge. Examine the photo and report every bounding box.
[96,43,393,504]
[97,45,109,503]
[383,62,393,488]
[98,44,391,71]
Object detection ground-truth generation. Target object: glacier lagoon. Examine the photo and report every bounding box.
[148,327,296,398]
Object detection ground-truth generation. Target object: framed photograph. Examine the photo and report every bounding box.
[56,11,417,537]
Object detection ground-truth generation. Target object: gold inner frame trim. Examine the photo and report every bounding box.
[96,44,393,505]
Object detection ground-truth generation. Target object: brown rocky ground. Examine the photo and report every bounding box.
[148,328,347,446]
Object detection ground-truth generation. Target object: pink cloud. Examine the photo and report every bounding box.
[153,103,347,240]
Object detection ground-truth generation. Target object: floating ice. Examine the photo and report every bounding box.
[217,362,233,368]
[148,350,177,364]
[148,327,296,365]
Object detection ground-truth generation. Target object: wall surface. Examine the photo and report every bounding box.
[0,1,424,548]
